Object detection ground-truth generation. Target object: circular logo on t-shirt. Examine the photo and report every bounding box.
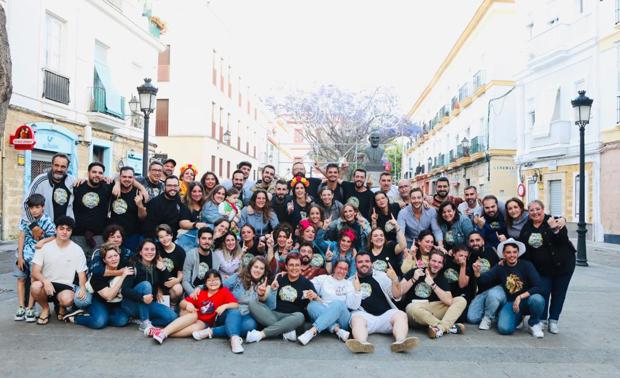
[53,188,68,206]
[242,253,254,267]
[82,192,100,209]
[528,233,543,249]
[151,188,161,197]
[198,262,209,279]
[414,282,432,298]
[299,211,307,220]
[163,257,174,272]
[372,259,388,272]
[112,199,128,215]
[199,300,215,315]
[360,282,372,299]
[347,197,360,209]
[279,285,298,302]
[445,230,455,244]
[443,268,458,283]
[310,254,324,267]
[490,221,501,230]
[478,258,491,273]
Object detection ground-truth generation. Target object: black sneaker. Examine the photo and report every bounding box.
[449,323,465,335]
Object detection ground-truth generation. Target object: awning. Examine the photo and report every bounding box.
[94,62,123,117]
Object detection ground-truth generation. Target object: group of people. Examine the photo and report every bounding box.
[13,152,577,354]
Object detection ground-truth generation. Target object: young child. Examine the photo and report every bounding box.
[219,188,242,234]
[14,194,55,322]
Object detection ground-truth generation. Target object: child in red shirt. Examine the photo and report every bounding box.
[147,269,240,350]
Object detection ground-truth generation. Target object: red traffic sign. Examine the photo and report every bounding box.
[517,183,526,197]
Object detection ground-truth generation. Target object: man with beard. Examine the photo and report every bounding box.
[136,161,165,201]
[229,169,250,206]
[143,176,187,240]
[181,227,221,296]
[251,164,277,197]
[162,158,177,179]
[466,231,505,330]
[457,185,482,220]
[317,163,345,204]
[428,177,463,209]
[71,162,113,260]
[109,167,147,251]
[397,188,443,247]
[342,168,375,220]
[271,179,290,221]
[288,161,322,200]
[440,245,476,322]
[297,242,327,280]
[371,172,401,203]
[23,154,77,237]
[345,252,418,354]
[473,195,508,249]
[403,250,467,339]
[223,162,255,204]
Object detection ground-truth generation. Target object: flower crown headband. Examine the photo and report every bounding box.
[180,163,198,176]
[290,175,309,188]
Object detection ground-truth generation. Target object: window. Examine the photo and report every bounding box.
[158,45,170,82]
[219,106,223,142]
[227,112,231,145]
[576,0,584,14]
[473,70,485,91]
[227,161,231,178]
[45,13,63,72]
[227,66,232,98]
[211,155,216,172]
[92,146,105,163]
[211,102,216,137]
[220,57,224,92]
[548,179,563,216]
[528,180,538,203]
[155,99,169,136]
[212,50,217,86]
[237,120,241,149]
[616,0,620,24]
[616,43,620,91]
[551,88,561,122]
[219,158,223,177]
[238,77,243,107]
[617,95,620,124]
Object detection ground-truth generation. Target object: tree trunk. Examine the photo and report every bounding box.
[0,4,13,136]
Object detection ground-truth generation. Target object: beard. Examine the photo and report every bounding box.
[301,255,311,265]
[437,190,448,198]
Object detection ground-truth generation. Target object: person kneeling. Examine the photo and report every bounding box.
[148,269,244,353]
[346,252,418,354]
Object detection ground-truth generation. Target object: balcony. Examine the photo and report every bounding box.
[86,87,126,130]
[43,69,70,105]
[470,136,486,154]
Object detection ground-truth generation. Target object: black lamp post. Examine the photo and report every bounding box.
[461,137,470,155]
[571,90,593,267]
[136,78,158,176]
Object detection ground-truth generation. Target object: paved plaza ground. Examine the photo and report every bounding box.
[0,241,618,378]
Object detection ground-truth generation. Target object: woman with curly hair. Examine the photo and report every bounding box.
[238,189,279,236]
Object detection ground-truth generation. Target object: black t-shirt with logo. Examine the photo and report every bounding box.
[369,242,399,276]
[179,205,200,223]
[73,182,113,235]
[402,269,450,303]
[136,176,164,201]
[275,275,315,314]
[193,252,213,287]
[375,203,401,241]
[89,262,127,304]
[158,244,186,278]
[469,246,500,292]
[359,274,392,316]
[342,182,375,221]
[109,187,141,235]
[51,180,71,222]
[441,258,475,300]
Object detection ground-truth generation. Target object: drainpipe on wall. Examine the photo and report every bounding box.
[486,86,515,182]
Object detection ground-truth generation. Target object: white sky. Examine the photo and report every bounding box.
[205,0,482,113]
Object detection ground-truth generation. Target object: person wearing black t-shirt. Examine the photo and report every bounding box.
[403,250,467,339]
[342,168,374,221]
[181,227,222,296]
[441,246,476,323]
[367,225,406,277]
[288,162,322,201]
[143,176,187,240]
[345,252,418,354]
[245,254,308,343]
[156,224,186,306]
[465,231,505,329]
[271,180,290,222]
[72,162,113,260]
[135,161,165,201]
[109,167,147,252]
[317,164,346,204]
[371,191,401,242]
[473,238,545,338]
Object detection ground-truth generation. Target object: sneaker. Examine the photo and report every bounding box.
[192,328,213,341]
[230,335,244,354]
[282,330,297,342]
[297,330,315,346]
[25,308,36,323]
[427,325,444,339]
[449,323,466,335]
[138,320,153,332]
[516,315,529,330]
[548,320,559,334]
[529,322,544,338]
[345,339,374,353]
[62,308,84,322]
[390,336,419,353]
[153,329,167,344]
[144,326,161,337]
[14,307,25,321]
[245,329,263,343]
[478,316,492,330]
[335,328,350,342]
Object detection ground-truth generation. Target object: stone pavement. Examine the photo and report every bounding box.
[0,241,618,378]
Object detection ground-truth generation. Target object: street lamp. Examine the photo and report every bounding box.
[128,95,140,115]
[461,137,470,155]
[571,90,593,267]
[223,130,232,145]
[136,78,158,176]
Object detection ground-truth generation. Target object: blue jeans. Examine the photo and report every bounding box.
[497,294,545,335]
[75,297,129,329]
[467,285,506,323]
[539,269,574,321]
[120,281,177,326]
[175,230,198,252]
[307,300,351,333]
[211,309,256,338]
[73,284,93,309]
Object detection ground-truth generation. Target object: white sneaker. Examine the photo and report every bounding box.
[516,316,529,330]
[297,330,315,345]
[479,316,492,330]
[282,330,297,342]
[245,329,263,343]
[529,322,544,338]
[192,327,213,341]
[336,328,350,342]
[230,336,244,353]
[138,319,153,332]
[548,320,559,334]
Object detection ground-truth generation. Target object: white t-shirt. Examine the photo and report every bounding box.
[32,240,87,286]
[311,274,362,310]
[457,201,483,220]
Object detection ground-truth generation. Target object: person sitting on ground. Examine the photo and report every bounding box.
[156,224,186,308]
[345,252,418,354]
[403,250,467,339]
[473,238,546,338]
[89,224,135,275]
[181,227,222,296]
[440,245,476,322]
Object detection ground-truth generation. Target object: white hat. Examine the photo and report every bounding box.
[496,238,526,259]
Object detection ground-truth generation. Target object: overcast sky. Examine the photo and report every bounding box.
[204,0,481,113]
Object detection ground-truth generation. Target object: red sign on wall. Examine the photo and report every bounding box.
[9,124,36,150]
